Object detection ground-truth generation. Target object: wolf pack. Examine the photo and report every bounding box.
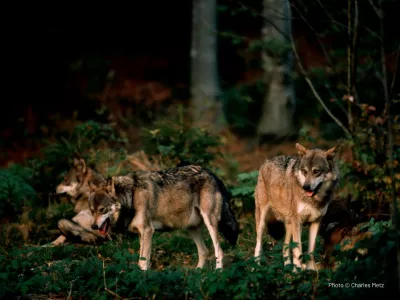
[49,142,348,271]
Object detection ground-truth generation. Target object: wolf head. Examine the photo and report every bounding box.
[56,153,89,197]
[88,178,121,236]
[56,153,105,199]
[294,143,339,197]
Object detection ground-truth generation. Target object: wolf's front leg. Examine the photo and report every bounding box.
[306,221,320,271]
[138,226,154,271]
[291,221,303,270]
[283,222,293,266]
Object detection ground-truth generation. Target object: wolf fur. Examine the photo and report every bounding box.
[51,154,107,245]
[254,143,340,270]
[88,165,239,270]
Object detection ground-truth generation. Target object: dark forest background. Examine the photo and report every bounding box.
[0,0,399,298]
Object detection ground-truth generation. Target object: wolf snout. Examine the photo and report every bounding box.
[303,184,312,191]
[91,224,99,230]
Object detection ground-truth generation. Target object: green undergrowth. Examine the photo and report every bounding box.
[0,218,397,299]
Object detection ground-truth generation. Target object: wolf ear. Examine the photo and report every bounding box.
[325,145,340,160]
[88,181,97,192]
[73,157,87,174]
[105,177,115,194]
[295,143,308,156]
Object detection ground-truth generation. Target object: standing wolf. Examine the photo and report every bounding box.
[51,154,107,245]
[88,165,239,270]
[254,143,340,270]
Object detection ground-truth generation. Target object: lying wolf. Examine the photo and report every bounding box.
[254,143,340,270]
[88,165,239,270]
[51,154,107,245]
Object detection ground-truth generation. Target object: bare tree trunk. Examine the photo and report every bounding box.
[257,0,295,142]
[190,0,226,133]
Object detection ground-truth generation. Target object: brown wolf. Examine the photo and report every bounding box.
[88,165,239,270]
[50,154,107,245]
[254,143,340,270]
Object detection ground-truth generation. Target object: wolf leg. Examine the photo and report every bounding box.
[306,221,320,271]
[57,219,102,244]
[51,234,67,246]
[283,222,293,266]
[291,221,303,269]
[72,209,94,230]
[254,205,268,260]
[201,211,224,269]
[137,225,154,271]
[188,227,209,268]
[129,212,153,271]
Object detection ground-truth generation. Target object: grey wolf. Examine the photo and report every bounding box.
[51,154,108,245]
[254,143,340,270]
[88,165,239,270]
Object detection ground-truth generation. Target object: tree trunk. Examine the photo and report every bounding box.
[190,0,225,133]
[257,0,295,142]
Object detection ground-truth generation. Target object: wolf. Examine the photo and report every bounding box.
[254,143,340,270]
[88,165,239,270]
[50,154,108,245]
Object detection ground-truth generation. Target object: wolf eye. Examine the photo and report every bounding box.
[313,169,320,175]
[302,169,308,175]
[99,207,106,213]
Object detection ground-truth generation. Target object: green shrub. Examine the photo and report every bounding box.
[0,164,36,220]
[141,107,222,168]
[229,170,259,213]
[0,219,397,299]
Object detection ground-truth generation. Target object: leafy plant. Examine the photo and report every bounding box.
[0,164,36,219]
[341,105,400,214]
[229,170,258,213]
[141,106,222,168]
[0,218,397,299]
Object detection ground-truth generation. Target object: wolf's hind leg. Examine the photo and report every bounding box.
[57,219,100,244]
[188,227,209,268]
[200,211,224,269]
[199,190,224,269]
[254,204,268,260]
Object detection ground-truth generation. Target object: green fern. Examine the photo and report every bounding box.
[0,164,36,218]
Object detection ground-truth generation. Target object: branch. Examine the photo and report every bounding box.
[291,2,349,92]
[389,46,400,98]
[347,0,353,131]
[368,0,381,17]
[352,0,359,99]
[102,260,129,300]
[290,37,352,138]
[316,0,379,40]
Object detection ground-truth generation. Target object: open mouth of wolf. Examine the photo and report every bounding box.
[98,218,110,236]
[304,182,323,197]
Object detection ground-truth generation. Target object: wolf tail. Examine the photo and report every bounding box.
[207,171,239,246]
